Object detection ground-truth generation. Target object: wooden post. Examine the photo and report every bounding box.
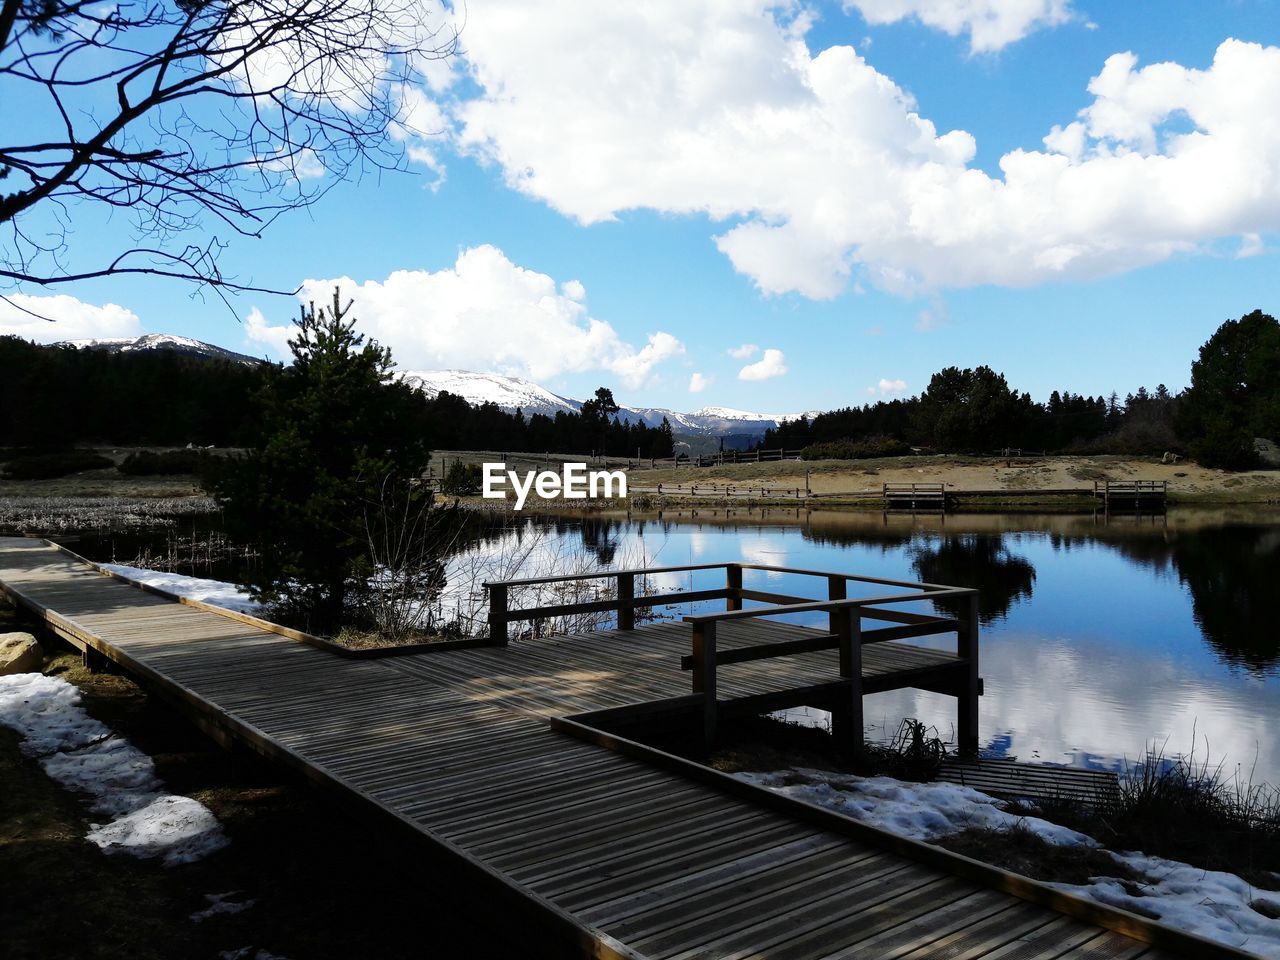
[957,592,980,755]
[831,606,864,755]
[617,572,635,630]
[826,575,846,637]
[691,621,717,749]
[488,583,509,647]
[806,469,811,498]
[725,564,742,611]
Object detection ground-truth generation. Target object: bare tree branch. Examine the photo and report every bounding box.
[0,0,457,295]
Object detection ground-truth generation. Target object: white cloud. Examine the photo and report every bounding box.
[442,6,1280,300]
[738,347,788,381]
[244,307,296,359]
[846,0,1076,54]
[916,299,948,331]
[688,371,712,392]
[259,147,326,180]
[876,377,908,395]
[1237,233,1265,259]
[728,343,759,359]
[389,82,450,188]
[279,245,682,388]
[0,293,142,342]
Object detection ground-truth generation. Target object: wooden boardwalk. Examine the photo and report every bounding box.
[0,537,1253,960]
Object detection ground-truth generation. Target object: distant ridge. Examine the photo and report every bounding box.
[403,368,823,438]
[52,338,821,438]
[58,333,266,367]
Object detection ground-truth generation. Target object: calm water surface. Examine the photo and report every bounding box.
[62,504,1280,783]
[511,507,1280,783]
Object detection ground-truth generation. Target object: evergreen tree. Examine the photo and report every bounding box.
[214,288,431,632]
[1180,310,1280,468]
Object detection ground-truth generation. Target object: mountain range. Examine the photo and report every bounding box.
[59,333,265,366]
[59,336,820,438]
[402,369,820,437]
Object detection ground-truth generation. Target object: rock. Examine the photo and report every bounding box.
[0,632,44,675]
[1254,438,1280,469]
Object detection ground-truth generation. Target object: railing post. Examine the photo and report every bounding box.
[617,572,635,630]
[725,564,742,611]
[488,583,509,647]
[691,621,717,749]
[957,592,980,755]
[826,575,845,637]
[832,606,864,755]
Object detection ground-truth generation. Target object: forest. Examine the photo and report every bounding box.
[762,310,1280,470]
[0,337,675,459]
[2,309,1277,470]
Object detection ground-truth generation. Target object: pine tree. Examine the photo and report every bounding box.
[214,288,431,632]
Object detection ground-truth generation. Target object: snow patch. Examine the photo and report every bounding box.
[101,563,261,615]
[739,768,1093,846]
[740,767,1280,957]
[0,673,227,866]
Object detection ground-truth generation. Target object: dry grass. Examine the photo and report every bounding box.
[937,824,1146,888]
[624,454,1280,503]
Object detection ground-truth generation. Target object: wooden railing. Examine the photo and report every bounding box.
[484,562,732,645]
[679,568,977,749]
[1094,480,1168,496]
[484,563,980,752]
[484,562,969,644]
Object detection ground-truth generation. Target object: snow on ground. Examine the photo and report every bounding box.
[740,767,1280,958]
[740,769,1095,846]
[0,672,227,866]
[101,563,261,615]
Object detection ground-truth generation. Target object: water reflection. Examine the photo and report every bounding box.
[59,502,1280,783]
[524,506,1280,782]
[1131,526,1279,675]
[908,536,1036,626]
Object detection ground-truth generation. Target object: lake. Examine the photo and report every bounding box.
[60,503,1280,784]
[482,506,1280,784]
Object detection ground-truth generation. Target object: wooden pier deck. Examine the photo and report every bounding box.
[0,537,1252,960]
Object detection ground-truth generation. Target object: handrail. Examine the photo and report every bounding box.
[681,587,975,624]
[478,557,981,754]
[734,562,963,594]
[483,561,729,588]
[487,561,961,594]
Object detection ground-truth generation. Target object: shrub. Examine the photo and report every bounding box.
[118,449,209,475]
[0,451,113,480]
[1193,418,1259,470]
[439,461,483,495]
[801,436,912,461]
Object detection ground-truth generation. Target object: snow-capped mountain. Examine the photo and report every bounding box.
[404,369,821,437]
[58,334,265,366]
[401,369,581,418]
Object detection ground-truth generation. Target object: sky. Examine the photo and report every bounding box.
[3,0,1279,414]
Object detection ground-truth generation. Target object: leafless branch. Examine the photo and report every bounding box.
[0,0,457,295]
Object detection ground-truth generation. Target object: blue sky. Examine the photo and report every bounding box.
[3,0,1278,413]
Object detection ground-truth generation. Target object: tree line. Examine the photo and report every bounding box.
[0,335,676,459]
[761,310,1280,469]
